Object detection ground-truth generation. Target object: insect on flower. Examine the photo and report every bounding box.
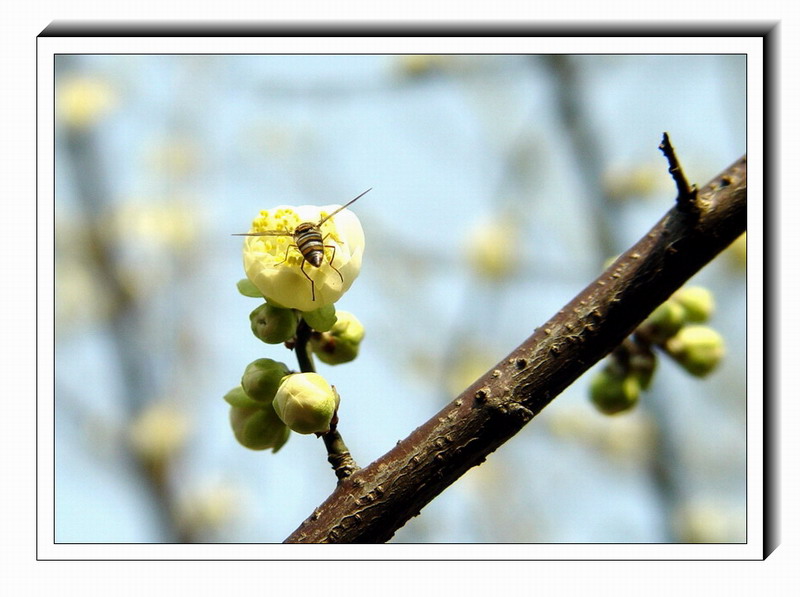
[235,189,371,303]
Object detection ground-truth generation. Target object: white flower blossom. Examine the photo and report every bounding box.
[242,204,364,312]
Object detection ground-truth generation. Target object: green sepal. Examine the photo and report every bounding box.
[302,304,337,332]
[224,385,261,409]
[237,278,264,298]
[229,402,291,452]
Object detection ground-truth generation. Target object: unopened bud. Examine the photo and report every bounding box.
[250,302,297,344]
[241,358,291,403]
[310,311,365,365]
[664,325,725,377]
[273,373,340,434]
[589,368,641,415]
[641,300,686,343]
[672,286,715,323]
[225,386,290,452]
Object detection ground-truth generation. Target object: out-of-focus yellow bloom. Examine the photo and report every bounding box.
[242,204,365,312]
[445,347,496,396]
[465,218,521,281]
[548,404,657,464]
[395,55,451,78]
[107,198,200,250]
[56,257,113,329]
[57,76,116,129]
[599,413,658,463]
[673,500,745,542]
[98,198,204,300]
[178,482,241,535]
[128,402,190,463]
[727,232,747,270]
[602,162,668,202]
[146,139,200,178]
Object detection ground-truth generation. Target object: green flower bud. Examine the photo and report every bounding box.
[226,386,290,451]
[310,310,365,365]
[641,300,687,343]
[589,368,641,415]
[273,372,340,435]
[241,358,291,403]
[671,286,715,323]
[302,303,337,332]
[664,325,725,377]
[250,302,297,344]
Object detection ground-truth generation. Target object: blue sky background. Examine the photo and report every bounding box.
[54,54,747,543]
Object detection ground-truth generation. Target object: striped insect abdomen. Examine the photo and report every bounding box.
[293,222,325,267]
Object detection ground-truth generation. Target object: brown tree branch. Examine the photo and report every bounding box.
[285,155,747,543]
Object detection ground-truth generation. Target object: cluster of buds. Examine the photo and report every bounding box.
[225,359,292,451]
[590,285,725,415]
[226,200,367,452]
[225,358,348,450]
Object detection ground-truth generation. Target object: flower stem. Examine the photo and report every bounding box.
[296,317,359,481]
[294,318,316,374]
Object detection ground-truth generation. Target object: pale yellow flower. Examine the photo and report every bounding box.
[57,76,116,129]
[465,218,521,281]
[128,403,190,463]
[242,204,365,312]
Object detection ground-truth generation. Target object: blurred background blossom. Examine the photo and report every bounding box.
[54,54,746,543]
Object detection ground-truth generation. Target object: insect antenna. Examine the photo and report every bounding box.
[231,188,371,236]
[316,188,372,227]
[231,230,294,237]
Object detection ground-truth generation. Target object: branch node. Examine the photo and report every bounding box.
[323,429,360,481]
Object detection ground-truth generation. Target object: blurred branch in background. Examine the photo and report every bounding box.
[56,56,224,543]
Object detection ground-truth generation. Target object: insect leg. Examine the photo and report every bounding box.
[275,243,297,266]
[320,233,344,283]
[300,259,317,302]
[323,244,344,283]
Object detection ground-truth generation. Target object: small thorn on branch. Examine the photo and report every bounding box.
[659,132,699,213]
